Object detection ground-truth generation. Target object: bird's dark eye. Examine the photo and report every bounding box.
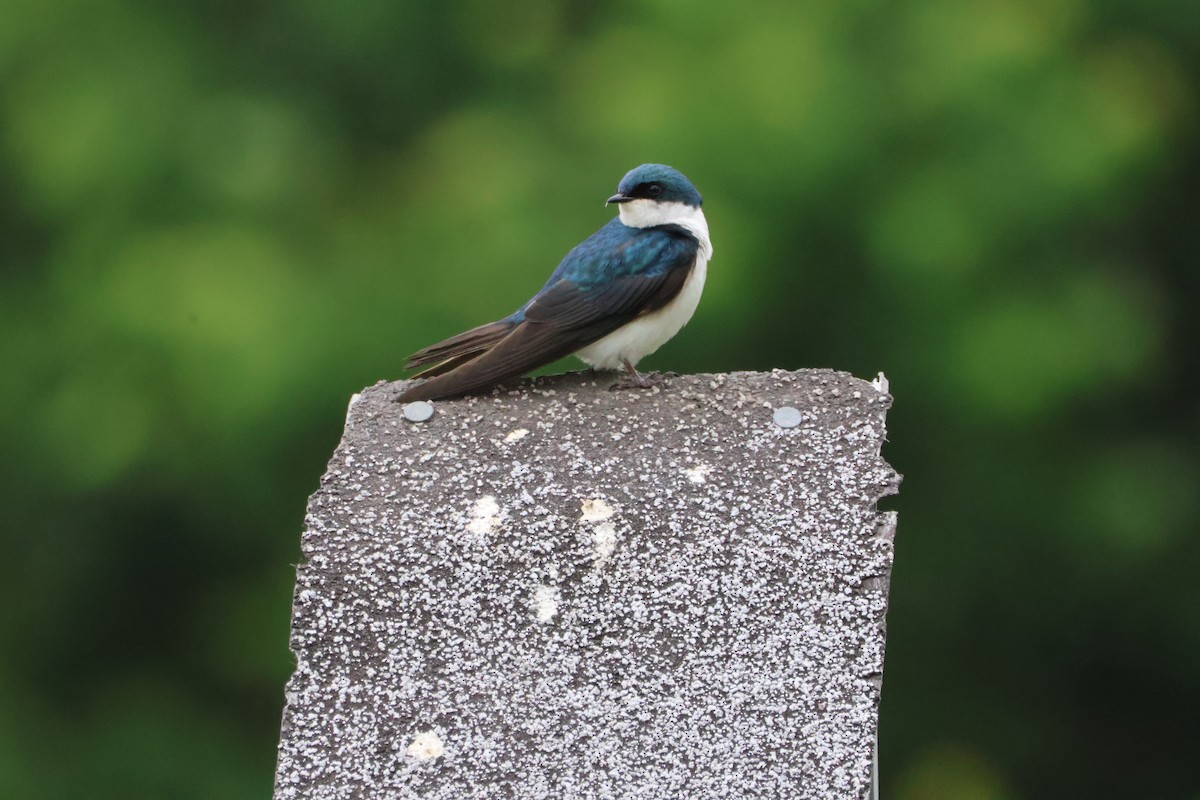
[645,182,663,197]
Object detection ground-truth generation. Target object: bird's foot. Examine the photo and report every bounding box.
[608,358,670,391]
[608,371,670,391]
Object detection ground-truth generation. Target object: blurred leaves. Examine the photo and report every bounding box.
[2,0,1198,797]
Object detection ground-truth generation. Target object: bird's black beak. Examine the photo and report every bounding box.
[606,192,633,206]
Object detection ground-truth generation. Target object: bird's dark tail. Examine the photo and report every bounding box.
[398,318,524,402]
[404,319,518,378]
[397,317,594,403]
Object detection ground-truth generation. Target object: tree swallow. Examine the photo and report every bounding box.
[397,164,713,402]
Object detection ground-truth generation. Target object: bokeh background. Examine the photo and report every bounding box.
[3,0,1198,797]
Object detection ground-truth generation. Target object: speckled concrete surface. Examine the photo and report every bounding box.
[274,369,899,799]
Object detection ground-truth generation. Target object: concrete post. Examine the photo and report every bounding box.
[275,369,900,799]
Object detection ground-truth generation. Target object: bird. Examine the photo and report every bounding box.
[396,163,713,403]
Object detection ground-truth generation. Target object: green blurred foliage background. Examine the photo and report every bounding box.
[2,0,1198,796]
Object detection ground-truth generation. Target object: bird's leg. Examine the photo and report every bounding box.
[622,358,650,387]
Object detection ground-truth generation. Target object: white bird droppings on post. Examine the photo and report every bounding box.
[592,521,617,562]
[466,496,502,535]
[685,464,712,484]
[579,498,615,523]
[580,499,619,562]
[406,731,444,761]
[533,585,560,622]
[503,428,529,443]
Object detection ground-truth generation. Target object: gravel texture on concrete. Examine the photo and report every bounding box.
[275,369,899,799]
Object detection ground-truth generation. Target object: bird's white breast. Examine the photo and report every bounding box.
[575,201,712,370]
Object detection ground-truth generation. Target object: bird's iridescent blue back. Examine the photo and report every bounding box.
[510,218,699,321]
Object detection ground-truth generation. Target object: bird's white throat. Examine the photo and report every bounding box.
[618,199,713,260]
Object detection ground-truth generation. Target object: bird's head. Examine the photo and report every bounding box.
[607,164,702,208]
[606,164,704,230]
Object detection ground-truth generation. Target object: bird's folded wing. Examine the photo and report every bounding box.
[523,257,692,329]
